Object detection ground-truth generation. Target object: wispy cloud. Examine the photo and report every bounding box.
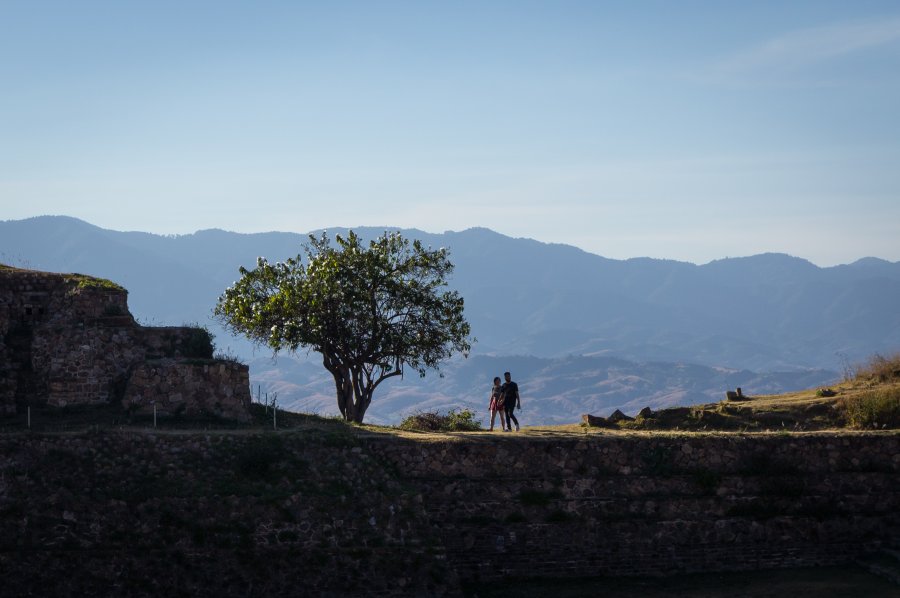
[707,16,900,86]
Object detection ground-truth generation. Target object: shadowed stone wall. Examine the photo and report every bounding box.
[0,266,249,421]
[123,359,252,422]
[0,429,896,596]
[369,432,900,581]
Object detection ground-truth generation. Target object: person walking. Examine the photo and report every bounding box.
[500,371,520,432]
[488,376,506,431]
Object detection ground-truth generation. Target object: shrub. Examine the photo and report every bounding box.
[398,408,482,432]
[182,325,215,359]
[445,408,482,431]
[852,352,900,383]
[839,387,900,429]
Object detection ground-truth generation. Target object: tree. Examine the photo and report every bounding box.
[214,230,472,423]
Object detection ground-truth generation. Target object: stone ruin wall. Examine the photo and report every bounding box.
[0,267,250,421]
[123,359,252,422]
[0,430,896,595]
[372,432,900,581]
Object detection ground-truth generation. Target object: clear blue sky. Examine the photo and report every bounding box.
[2,1,899,266]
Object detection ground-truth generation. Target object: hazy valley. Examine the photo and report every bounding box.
[3,215,898,424]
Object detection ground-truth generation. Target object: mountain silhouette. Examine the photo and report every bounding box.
[3,215,897,423]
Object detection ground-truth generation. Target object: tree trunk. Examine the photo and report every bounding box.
[329,363,354,420]
[329,369,372,423]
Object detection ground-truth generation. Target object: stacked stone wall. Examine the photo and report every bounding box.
[123,359,252,422]
[368,433,900,581]
[0,430,896,595]
[0,267,248,421]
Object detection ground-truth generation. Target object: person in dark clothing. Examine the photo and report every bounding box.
[500,371,520,432]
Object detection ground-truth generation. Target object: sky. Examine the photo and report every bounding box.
[1,1,899,266]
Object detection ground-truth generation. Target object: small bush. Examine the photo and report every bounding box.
[852,352,900,383]
[446,408,482,431]
[398,408,482,432]
[839,387,900,429]
[182,325,215,359]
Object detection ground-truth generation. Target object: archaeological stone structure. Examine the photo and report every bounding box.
[0,265,250,421]
[0,430,897,595]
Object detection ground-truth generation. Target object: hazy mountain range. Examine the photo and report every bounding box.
[3,215,898,425]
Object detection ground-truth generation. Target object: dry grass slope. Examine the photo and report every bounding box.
[603,352,900,433]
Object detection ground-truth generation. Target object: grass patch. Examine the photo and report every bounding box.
[839,387,900,429]
[68,274,126,292]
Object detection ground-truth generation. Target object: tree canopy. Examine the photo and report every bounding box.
[214,230,472,423]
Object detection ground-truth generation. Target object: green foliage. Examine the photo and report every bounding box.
[839,387,900,429]
[445,408,482,431]
[215,230,472,423]
[398,408,482,432]
[67,273,125,292]
[182,325,215,359]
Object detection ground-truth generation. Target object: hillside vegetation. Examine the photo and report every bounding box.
[3,352,898,436]
[598,353,900,433]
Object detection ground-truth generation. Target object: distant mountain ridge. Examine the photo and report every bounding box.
[2,215,897,423]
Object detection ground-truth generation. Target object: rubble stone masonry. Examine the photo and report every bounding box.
[0,266,250,421]
[0,430,896,595]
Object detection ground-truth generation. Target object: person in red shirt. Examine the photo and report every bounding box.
[488,376,506,431]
